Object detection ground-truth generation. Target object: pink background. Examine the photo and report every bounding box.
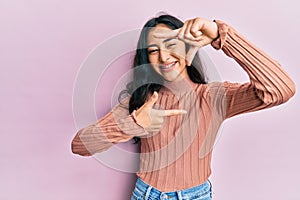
[1,0,299,199]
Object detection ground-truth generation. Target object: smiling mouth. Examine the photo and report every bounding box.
[159,62,177,72]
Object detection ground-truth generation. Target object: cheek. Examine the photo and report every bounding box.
[169,51,186,64]
[171,45,186,60]
[147,56,160,71]
[173,50,186,60]
[148,54,158,64]
[151,65,162,75]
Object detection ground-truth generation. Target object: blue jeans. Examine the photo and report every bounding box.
[131,178,212,200]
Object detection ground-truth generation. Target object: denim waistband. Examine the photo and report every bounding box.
[133,178,212,200]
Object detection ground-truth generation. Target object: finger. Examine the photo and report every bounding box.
[178,22,188,40]
[151,116,164,125]
[147,124,163,129]
[146,128,161,133]
[144,91,158,108]
[177,34,203,47]
[186,46,199,66]
[177,22,202,47]
[151,117,164,125]
[153,29,180,39]
[158,109,187,117]
[183,20,194,40]
[190,18,204,38]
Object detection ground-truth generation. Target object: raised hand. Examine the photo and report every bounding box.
[132,91,187,133]
[153,17,219,66]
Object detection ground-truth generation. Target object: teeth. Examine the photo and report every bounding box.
[161,62,175,69]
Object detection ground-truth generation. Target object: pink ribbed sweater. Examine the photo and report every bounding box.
[71,20,295,192]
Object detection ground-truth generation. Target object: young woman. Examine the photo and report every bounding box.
[71,14,295,200]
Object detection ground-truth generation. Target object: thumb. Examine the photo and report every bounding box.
[144,91,158,108]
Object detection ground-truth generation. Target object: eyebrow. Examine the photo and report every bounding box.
[147,38,176,48]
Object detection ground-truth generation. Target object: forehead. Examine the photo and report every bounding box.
[147,24,173,44]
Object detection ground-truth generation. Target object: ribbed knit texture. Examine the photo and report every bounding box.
[71,20,295,191]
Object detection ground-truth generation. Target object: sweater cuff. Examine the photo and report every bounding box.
[211,20,230,50]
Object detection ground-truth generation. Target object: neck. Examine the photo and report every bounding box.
[162,77,196,94]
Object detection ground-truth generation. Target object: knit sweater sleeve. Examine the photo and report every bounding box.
[71,97,147,156]
[207,20,295,119]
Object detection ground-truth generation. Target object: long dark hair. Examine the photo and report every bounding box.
[121,14,208,142]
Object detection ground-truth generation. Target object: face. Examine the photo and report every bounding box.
[147,24,188,82]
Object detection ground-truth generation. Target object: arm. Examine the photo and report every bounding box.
[71,97,147,156]
[71,91,188,156]
[153,17,295,118]
[209,20,296,118]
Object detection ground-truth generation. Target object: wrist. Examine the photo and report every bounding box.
[210,20,219,40]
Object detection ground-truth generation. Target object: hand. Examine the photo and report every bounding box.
[132,91,187,133]
[153,17,219,66]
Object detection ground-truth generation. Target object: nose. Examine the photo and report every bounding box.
[159,49,170,63]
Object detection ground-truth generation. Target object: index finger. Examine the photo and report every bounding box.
[152,28,180,39]
[158,109,187,117]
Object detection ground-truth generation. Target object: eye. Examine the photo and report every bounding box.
[148,48,159,55]
[166,43,176,49]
